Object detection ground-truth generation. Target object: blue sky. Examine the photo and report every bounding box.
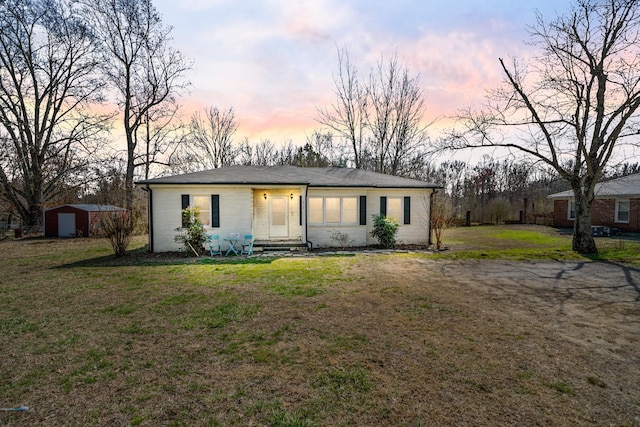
[153,0,569,144]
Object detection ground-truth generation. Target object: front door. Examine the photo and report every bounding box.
[269,196,288,238]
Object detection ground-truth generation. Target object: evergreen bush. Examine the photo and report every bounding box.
[371,214,399,248]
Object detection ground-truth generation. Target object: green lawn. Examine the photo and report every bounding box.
[435,224,640,264]
[0,229,638,425]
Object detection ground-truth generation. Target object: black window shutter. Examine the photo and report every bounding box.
[181,194,189,227]
[211,195,220,228]
[380,196,387,216]
[299,196,302,226]
[404,196,411,224]
[359,196,367,225]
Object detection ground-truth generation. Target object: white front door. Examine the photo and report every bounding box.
[58,213,76,237]
[269,196,288,238]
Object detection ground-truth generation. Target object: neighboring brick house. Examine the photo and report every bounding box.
[548,173,640,232]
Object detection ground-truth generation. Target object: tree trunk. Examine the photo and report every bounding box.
[124,124,136,212]
[125,154,135,213]
[26,171,44,227]
[572,189,597,254]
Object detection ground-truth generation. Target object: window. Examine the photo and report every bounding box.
[616,199,630,223]
[387,197,402,222]
[568,200,576,220]
[342,197,358,223]
[325,197,341,223]
[181,194,218,227]
[193,195,210,226]
[308,196,359,225]
[309,197,323,224]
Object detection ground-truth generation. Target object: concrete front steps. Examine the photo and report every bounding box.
[253,240,308,252]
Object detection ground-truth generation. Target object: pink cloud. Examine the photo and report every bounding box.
[153,0,546,148]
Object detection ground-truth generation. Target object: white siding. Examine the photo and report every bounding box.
[365,189,432,246]
[252,191,269,240]
[150,185,253,252]
[149,184,434,251]
[306,188,433,248]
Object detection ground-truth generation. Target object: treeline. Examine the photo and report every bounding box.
[87,127,640,227]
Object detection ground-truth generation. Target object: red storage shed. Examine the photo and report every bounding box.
[44,204,127,237]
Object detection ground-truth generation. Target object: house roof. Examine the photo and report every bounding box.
[46,204,127,212]
[137,166,442,189]
[548,173,640,199]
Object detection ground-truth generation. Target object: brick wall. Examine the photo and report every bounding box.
[553,198,640,231]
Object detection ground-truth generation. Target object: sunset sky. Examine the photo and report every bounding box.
[152,0,568,146]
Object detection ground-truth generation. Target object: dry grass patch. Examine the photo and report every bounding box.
[0,236,638,425]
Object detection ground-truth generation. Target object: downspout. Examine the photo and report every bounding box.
[429,189,437,246]
[143,185,154,252]
[304,184,312,250]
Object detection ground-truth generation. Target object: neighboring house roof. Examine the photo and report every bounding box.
[548,173,640,199]
[45,204,127,212]
[137,165,442,189]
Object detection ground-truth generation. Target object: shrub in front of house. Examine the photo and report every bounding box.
[371,214,399,249]
[175,207,208,256]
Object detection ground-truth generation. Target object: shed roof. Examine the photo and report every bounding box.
[548,173,640,199]
[137,165,441,189]
[46,204,127,212]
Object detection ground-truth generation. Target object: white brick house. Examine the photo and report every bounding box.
[137,166,442,252]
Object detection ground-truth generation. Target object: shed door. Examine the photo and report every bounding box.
[58,213,76,237]
[269,196,288,238]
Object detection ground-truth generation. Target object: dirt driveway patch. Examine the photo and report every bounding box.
[434,259,640,333]
[382,257,640,424]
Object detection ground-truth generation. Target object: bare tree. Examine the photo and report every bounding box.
[234,138,276,166]
[430,192,455,250]
[175,106,237,172]
[317,48,429,175]
[140,102,188,179]
[274,140,297,166]
[306,129,345,166]
[0,0,107,227]
[443,0,640,254]
[236,137,254,166]
[82,0,190,211]
[254,139,276,166]
[367,53,429,175]
[316,48,368,168]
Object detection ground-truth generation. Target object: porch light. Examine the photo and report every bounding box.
[263,193,267,200]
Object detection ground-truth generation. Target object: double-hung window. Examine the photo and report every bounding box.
[616,199,630,223]
[325,197,341,223]
[308,196,359,225]
[193,195,211,226]
[380,196,411,224]
[386,197,402,222]
[181,194,220,227]
[342,197,358,223]
[309,197,324,224]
